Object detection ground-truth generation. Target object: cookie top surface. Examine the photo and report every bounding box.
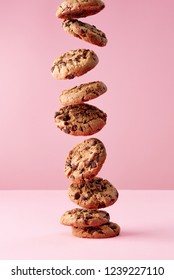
[60,208,110,227]
[56,0,105,19]
[68,177,119,209]
[59,81,107,106]
[72,222,120,238]
[54,103,107,136]
[51,49,98,80]
[64,138,106,183]
[62,19,107,47]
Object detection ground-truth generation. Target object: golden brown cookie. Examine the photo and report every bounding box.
[64,138,106,183]
[51,49,98,80]
[59,81,107,106]
[54,103,107,136]
[72,222,120,238]
[60,208,110,227]
[62,19,107,47]
[56,0,105,19]
[68,177,118,209]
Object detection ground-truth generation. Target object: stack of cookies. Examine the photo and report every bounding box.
[51,0,120,238]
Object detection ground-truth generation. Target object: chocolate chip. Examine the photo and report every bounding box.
[93,154,100,162]
[63,115,70,121]
[59,61,66,66]
[92,140,97,146]
[66,74,74,79]
[81,195,88,200]
[54,112,61,118]
[79,168,85,174]
[91,161,97,168]
[67,160,71,166]
[51,65,55,73]
[74,192,80,200]
[85,161,96,168]
[86,161,91,167]
[72,125,77,131]
[110,225,117,230]
[85,146,90,150]
[86,215,92,219]
[88,228,97,234]
[95,179,101,184]
[72,164,77,171]
[64,128,70,134]
[98,202,106,208]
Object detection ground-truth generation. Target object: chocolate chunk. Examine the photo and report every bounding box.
[98,202,106,208]
[64,128,70,134]
[91,161,97,168]
[72,125,77,131]
[72,164,77,171]
[79,168,85,174]
[66,74,75,79]
[63,115,70,121]
[54,112,61,118]
[74,192,80,200]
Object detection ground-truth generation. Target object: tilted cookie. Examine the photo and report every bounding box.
[54,103,107,136]
[59,81,107,106]
[62,19,107,47]
[68,177,118,209]
[51,49,98,80]
[56,0,105,19]
[64,138,106,183]
[72,222,120,238]
[60,208,110,227]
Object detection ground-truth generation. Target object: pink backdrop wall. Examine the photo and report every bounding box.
[0,0,174,190]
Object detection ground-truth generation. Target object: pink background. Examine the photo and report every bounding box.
[0,0,174,190]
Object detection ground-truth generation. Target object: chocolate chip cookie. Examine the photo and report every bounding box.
[59,81,107,106]
[62,19,107,47]
[60,208,110,227]
[68,177,118,209]
[56,0,105,19]
[54,103,107,136]
[51,49,98,80]
[64,138,106,182]
[72,222,120,238]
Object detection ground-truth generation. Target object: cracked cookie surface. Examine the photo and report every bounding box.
[68,177,118,209]
[54,103,107,136]
[56,0,105,19]
[72,222,120,238]
[51,49,98,80]
[59,81,107,106]
[60,208,110,227]
[64,138,106,183]
[62,19,107,47]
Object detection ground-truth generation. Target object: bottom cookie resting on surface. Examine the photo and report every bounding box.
[71,222,120,238]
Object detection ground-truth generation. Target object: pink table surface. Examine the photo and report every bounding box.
[0,190,174,260]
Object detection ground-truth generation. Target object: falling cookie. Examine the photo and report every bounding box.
[59,81,107,106]
[56,0,105,19]
[62,19,107,47]
[54,103,107,136]
[60,208,110,227]
[68,177,118,209]
[64,138,106,183]
[51,49,98,80]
